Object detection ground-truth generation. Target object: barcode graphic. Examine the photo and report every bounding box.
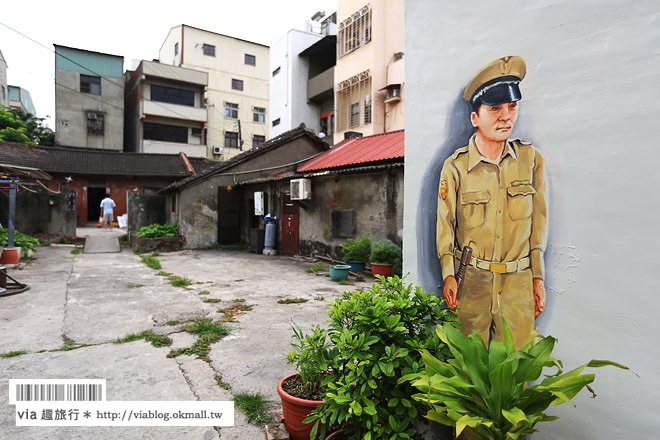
[9,380,106,403]
[15,384,102,402]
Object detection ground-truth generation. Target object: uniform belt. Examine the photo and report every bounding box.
[454,251,529,274]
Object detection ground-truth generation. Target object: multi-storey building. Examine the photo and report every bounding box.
[0,50,7,108]
[54,45,124,150]
[333,0,404,144]
[7,86,36,116]
[270,12,337,142]
[159,25,269,160]
[124,60,208,157]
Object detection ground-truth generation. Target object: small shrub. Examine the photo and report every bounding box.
[135,223,179,238]
[340,235,372,262]
[370,239,402,264]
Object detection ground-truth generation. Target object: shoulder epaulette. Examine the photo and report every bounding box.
[451,145,469,160]
[511,138,532,146]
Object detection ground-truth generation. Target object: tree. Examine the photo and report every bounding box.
[0,105,54,146]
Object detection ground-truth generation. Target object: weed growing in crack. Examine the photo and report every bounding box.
[166,319,230,362]
[157,271,172,277]
[141,255,161,270]
[166,320,182,326]
[307,261,326,273]
[168,276,193,288]
[113,331,172,348]
[198,290,210,295]
[128,284,144,288]
[337,280,353,285]
[234,392,272,426]
[1,350,28,358]
[234,298,246,303]
[70,248,82,255]
[277,298,308,304]
[203,298,221,303]
[215,375,231,390]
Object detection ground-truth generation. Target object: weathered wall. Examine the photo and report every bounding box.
[299,168,403,259]
[404,1,660,439]
[0,188,76,237]
[175,135,327,248]
[126,192,167,234]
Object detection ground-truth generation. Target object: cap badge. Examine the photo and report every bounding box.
[499,56,513,75]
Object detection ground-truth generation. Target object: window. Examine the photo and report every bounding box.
[1,85,4,102]
[331,209,355,238]
[272,118,280,127]
[245,54,256,66]
[232,79,244,91]
[144,122,188,143]
[191,127,202,137]
[338,4,371,58]
[225,131,239,148]
[174,42,179,55]
[80,74,101,95]
[151,85,194,106]
[253,135,265,147]
[336,70,371,132]
[203,44,215,56]
[253,107,265,123]
[272,67,280,76]
[87,112,104,135]
[225,102,238,119]
[320,112,333,136]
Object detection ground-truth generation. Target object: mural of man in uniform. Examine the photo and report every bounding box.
[436,56,548,350]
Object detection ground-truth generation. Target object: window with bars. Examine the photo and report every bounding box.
[225,102,239,119]
[338,4,371,58]
[253,107,265,123]
[203,44,215,56]
[253,135,265,147]
[225,131,239,148]
[232,79,244,91]
[335,70,371,132]
[245,54,256,66]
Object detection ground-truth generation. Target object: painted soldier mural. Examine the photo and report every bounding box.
[436,56,548,350]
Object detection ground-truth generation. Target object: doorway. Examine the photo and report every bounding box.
[87,187,106,221]
[217,187,241,244]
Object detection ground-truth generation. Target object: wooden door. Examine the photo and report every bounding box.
[281,193,299,255]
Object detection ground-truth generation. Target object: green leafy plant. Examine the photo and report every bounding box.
[308,276,457,440]
[341,235,372,262]
[370,239,402,265]
[234,392,272,426]
[402,317,633,440]
[135,223,179,238]
[0,228,40,252]
[286,323,336,401]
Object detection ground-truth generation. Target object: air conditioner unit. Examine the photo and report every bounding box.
[290,178,312,200]
[387,87,401,100]
[213,146,223,155]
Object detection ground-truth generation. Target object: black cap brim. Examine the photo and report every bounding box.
[479,82,522,106]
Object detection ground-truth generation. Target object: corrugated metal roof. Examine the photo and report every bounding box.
[298,130,404,172]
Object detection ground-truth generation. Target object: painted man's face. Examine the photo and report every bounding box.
[470,101,519,143]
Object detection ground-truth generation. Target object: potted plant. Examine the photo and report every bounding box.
[132,223,183,252]
[278,323,336,440]
[369,239,402,277]
[306,276,457,439]
[401,315,634,439]
[340,235,372,273]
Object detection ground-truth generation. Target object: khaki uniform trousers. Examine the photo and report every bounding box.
[456,262,535,351]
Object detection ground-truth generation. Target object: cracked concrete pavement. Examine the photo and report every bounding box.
[0,227,373,439]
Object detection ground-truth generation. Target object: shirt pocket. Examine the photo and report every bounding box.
[507,184,535,220]
[460,190,490,229]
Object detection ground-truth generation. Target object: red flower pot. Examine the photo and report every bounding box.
[370,262,393,277]
[278,373,325,440]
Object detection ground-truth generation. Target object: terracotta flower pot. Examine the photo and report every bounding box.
[370,262,393,277]
[277,373,325,440]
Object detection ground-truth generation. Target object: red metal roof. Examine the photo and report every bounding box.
[298,130,404,172]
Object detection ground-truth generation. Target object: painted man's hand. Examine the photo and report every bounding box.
[533,278,546,318]
[443,275,458,308]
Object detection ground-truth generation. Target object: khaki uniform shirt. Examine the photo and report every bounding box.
[437,134,548,281]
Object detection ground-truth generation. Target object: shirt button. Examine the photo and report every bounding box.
[497,211,502,216]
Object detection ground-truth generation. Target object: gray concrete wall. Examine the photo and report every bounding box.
[55,69,124,150]
[126,192,166,235]
[404,1,659,439]
[0,188,76,237]
[299,168,403,259]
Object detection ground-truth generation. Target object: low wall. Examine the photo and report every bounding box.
[127,192,166,234]
[0,187,76,237]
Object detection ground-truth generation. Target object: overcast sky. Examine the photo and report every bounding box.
[1,0,338,128]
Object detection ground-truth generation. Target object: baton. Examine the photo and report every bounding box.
[455,246,473,301]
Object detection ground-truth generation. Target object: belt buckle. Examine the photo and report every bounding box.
[490,262,507,274]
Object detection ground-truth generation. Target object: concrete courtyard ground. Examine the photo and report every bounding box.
[0,227,373,439]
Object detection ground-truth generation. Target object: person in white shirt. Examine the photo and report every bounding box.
[99,193,117,230]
